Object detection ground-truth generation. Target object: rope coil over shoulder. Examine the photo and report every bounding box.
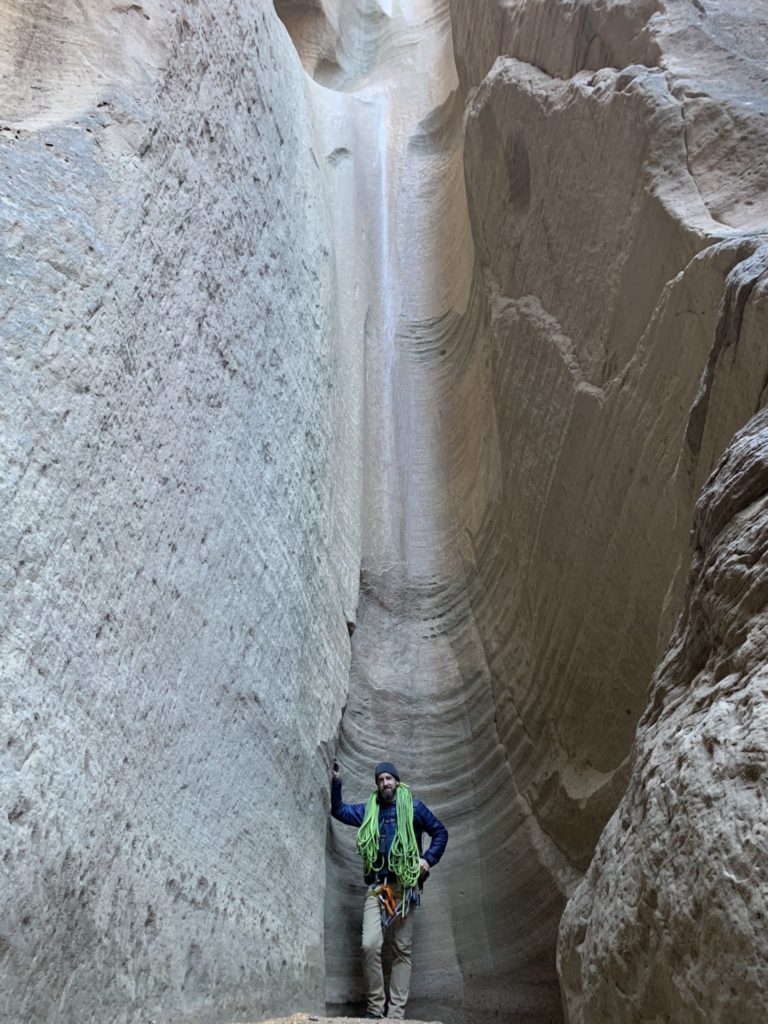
[356,783,421,889]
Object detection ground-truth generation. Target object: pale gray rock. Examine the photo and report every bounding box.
[558,407,768,1023]
[1,3,360,1022]
[2,0,768,1022]
[451,0,768,227]
[318,0,768,1019]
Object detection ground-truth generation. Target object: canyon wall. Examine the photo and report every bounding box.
[2,1,767,1023]
[558,407,768,1023]
[446,0,768,1021]
[326,0,768,1018]
[1,3,361,1021]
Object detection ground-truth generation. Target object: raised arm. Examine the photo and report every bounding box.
[414,800,448,867]
[330,760,367,826]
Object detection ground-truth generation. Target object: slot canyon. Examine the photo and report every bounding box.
[1,1,767,1023]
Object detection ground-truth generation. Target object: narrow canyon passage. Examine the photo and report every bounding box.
[276,2,568,1020]
[275,1,768,1021]
[4,1,768,1022]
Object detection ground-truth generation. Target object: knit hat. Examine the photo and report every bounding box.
[374,761,400,782]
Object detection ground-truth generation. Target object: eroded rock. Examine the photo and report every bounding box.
[2,0,767,1021]
[558,408,768,1023]
[322,0,768,1018]
[0,3,360,1021]
[437,0,768,1016]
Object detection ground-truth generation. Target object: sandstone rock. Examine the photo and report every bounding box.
[2,0,767,1021]
[442,1,768,1017]
[0,0,169,130]
[558,407,768,1023]
[314,0,768,1019]
[1,3,360,1021]
[451,0,768,230]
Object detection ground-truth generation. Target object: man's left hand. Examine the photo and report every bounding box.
[419,858,430,878]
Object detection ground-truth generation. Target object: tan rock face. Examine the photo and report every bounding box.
[452,0,768,232]
[558,407,768,1023]
[424,0,766,1018]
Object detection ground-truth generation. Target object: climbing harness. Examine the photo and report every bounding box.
[370,881,421,928]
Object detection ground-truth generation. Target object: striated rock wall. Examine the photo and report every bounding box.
[441,0,768,1017]
[317,0,768,1020]
[558,407,768,1023]
[3,0,767,1021]
[0,3,361,1022]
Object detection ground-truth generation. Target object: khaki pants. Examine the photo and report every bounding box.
[362,892,414,1019]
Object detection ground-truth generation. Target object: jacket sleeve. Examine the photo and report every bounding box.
[331,778,367,826]
[414,800,448,866]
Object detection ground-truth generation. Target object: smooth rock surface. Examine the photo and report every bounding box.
[558,407,768,1023]
[1,3,360,1022]
[298,0,768,1021]
[442,0,767,1017]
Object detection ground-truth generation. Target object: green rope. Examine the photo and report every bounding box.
[355,783,421,889]
[356,793,383,876]
[389,785,421,888]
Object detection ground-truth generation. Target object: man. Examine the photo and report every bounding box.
[331,759,448,1020]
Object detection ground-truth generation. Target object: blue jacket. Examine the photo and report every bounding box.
[331,779,448,883]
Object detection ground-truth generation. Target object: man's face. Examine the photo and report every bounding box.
[376,772,398,803]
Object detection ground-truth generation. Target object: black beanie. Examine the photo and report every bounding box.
[374,761,400,782]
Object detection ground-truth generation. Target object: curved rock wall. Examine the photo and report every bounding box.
[558,407,768,1023]
[3,0,767,1021]
[438,0,767,1017]
[319,0,768,1020]
[1,4,360,1022]
[444,0,768,1018]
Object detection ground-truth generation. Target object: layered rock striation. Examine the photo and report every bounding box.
[558,408,768,1023]
[2,0,768,1022]
[444,0,768,1018]
[267,0,768,1020]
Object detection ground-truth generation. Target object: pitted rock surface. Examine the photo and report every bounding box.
[2,0,768,1022]
[558,408,768,1023]
[1,3,360,1021]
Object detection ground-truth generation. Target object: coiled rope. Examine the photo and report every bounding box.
[356,783,421,888]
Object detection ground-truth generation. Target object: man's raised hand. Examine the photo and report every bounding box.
[332,758,341,781]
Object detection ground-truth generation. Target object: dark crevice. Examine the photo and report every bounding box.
[685,247,768,460]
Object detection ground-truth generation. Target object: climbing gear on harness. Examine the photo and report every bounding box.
[369,881,421,928]
[380,883,397,919]
[356,783,421,889]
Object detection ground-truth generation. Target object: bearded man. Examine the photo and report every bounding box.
[330,759,449,1019]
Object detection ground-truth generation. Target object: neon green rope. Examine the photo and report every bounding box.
[389,784,421,887]
[356,792,383,876]
[356,783,421,889]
